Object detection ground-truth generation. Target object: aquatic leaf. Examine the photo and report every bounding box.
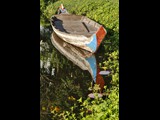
[99,71,110,75]
[77,97,82,103]
[101,67,107,70]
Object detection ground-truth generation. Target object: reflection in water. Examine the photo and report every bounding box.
[51,68,55,76]
[51,32,106,94]
[40,25,109,119]
[40,25,92,100]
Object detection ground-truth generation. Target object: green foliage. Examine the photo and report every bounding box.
[40,0,119,119]
[55,47,119,120]
[40,0,59,26]
[57,84,119,120]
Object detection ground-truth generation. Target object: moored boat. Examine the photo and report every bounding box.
[50,14,107,53]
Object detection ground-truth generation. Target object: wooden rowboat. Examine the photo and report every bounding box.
[50,14,107,53]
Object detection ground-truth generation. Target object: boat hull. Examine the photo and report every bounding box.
[50,14,107,53]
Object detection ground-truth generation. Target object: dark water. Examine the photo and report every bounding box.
[40,25,108,120]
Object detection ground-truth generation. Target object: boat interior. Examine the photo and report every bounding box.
[51,14,100,37]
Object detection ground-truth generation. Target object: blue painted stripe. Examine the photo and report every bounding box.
[85,55,97,83]
[86,34,97,52]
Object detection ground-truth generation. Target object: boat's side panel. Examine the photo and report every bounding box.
[85,34,97,53]
[85,55,97,83]
[96,26,107,47]
[85,26,107,53]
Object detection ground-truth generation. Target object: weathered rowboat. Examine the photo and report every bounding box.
[51,32,105,92]
[50,14,107,53]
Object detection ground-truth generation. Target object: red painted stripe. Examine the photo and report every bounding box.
[96,26,107,48]
[96,66,105,93]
